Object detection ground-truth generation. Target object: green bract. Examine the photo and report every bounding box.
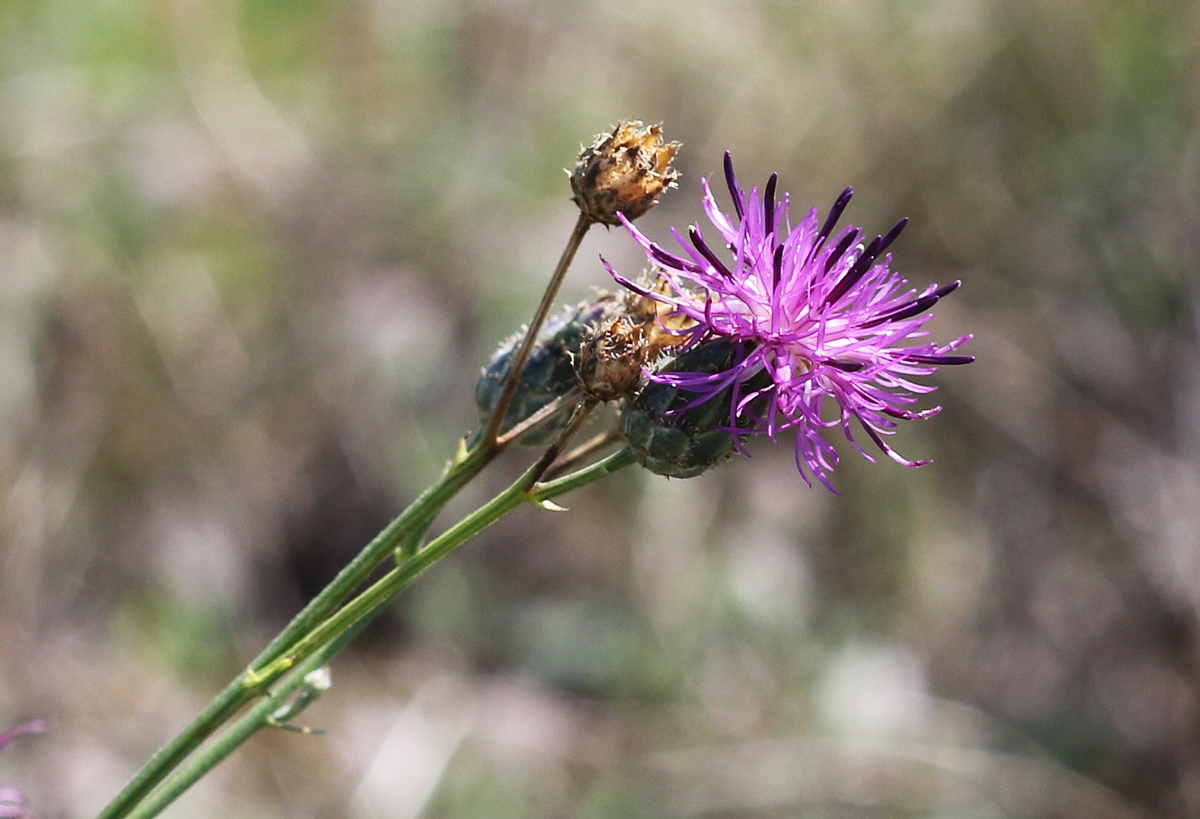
[474,296,616,445]
[621,339,744,478]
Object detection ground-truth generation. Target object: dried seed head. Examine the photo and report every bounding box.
[575,316,647,401]
[575,270,697,402]
[569,121,680,225]
[624,271,697,359]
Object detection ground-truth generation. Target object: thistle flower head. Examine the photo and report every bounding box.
[569,121,680,225]
[603,153,973,490]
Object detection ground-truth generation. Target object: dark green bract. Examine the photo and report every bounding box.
[621,339,744,478]
[474,297,615,445]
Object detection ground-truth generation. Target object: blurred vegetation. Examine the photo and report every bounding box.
[0,0,1197,816]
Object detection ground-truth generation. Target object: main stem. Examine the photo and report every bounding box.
[95,459,476,819]
[97,214,596,819]
[121,556,406,819]
[125,444,636,819]
[256,398,599,684]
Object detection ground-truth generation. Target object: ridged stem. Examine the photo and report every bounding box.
[119,444,635,819]
[96,210,598,819]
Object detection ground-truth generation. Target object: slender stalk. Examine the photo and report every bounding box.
[121,686,292,819]
[123,578,398,819]
[251,451,483,671]
[482,214,592,446]
[256,400,599,685]
[533,445,636,499]
[123,445,637,819]
[543,429,621,480]
[95,459,480,819]
[97,677,259,819]
[496,387,582,449]
[97,213,597,819]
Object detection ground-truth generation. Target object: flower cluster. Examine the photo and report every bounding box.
[603,153,972,490]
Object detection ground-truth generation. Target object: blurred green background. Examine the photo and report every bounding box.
[0,0,1196,816]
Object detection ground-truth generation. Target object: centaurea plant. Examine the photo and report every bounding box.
[93,122,971,818]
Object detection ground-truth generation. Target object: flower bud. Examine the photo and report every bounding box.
[569,121,680,225]
[621,339,744,478]
[475,296,617,444]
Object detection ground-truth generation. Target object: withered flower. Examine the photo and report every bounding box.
[576,273,695,402]
[575,316,647,401]
[569,121,680,225]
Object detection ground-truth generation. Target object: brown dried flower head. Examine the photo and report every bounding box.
[622,270,696,360]
[569,121,680,225]
[575,316,647,401]
[575,270,698,401]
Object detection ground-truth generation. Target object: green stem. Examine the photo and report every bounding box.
[532,445,636,499]
[123,579,396,819]
[255,405,608,686]
[97,215,596,819]
[119,447,636,819]
[251,446,486,670]
[96,452,485,819]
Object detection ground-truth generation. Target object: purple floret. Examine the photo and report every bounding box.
[603,152,973,490]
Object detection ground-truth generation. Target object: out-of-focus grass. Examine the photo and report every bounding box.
[0,0,1196,816]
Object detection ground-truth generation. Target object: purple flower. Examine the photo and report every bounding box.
[0,788,29,819]
[0,720,46,819]
[603,153,973,490]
